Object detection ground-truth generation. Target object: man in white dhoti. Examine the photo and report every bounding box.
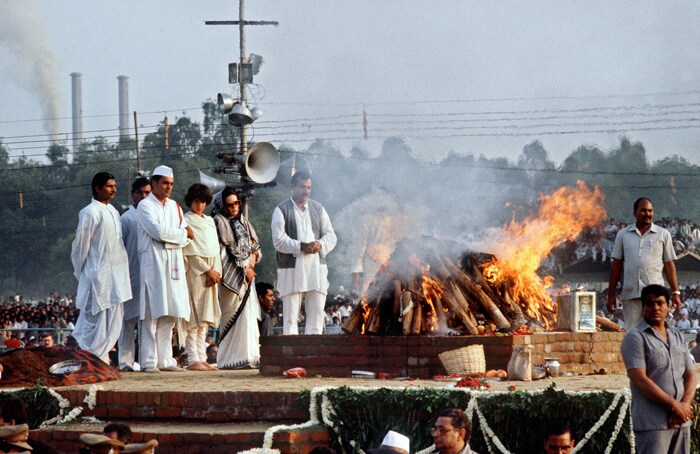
[118,177,151,372]
[136,165,193,372]
[71,172,132,364]
[272,170,337,334]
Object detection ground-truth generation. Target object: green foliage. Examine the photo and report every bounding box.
[309,385,634,454]
[0,386,62,429]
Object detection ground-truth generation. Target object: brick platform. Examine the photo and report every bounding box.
[260,332,625,377]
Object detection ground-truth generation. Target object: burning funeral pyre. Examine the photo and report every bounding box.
[342,181,606,335]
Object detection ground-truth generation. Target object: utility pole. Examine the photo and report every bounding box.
[206,0,278,155]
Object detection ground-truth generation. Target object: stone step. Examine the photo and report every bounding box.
[31,420,330,454]
[59,387,309,423]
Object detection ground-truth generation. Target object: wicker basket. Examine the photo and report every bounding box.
[438,345,486,375]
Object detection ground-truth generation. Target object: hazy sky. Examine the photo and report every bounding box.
[2,1,700,164]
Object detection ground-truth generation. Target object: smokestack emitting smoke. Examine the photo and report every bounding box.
[118,75,129,138]
[0,0,62,139]
[70,72,83,155]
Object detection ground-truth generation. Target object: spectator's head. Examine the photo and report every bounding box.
[38,332,54,347]
[103,422,132,444]
[641,284,670,325]
[432,408,471,454]
[221,187,241,219]
[0,397,28,425]
[256,282,275,312]
[130,177,151,207]
[308,447,336,454]
[543,420,575,454]
[290,170,312,205]
[184,183,213,210]
[149,165,175,202]
[0,424,32,452]
[368,430,410,454]
[91,172,117,202]
[206,344,218,364]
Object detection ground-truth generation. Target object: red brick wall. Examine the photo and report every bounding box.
[260,333,626,377]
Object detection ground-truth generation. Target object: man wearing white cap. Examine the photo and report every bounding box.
[368,430,410,454]
[137,165,194,372]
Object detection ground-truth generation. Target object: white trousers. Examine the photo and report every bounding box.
[283,291,325,335]
[185,324,208,364]
[73,302,124,364]
[140,302,178,369]
[118,316,138,369]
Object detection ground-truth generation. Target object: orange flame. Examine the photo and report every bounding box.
[483,181,606,326]
[359,298,370,334]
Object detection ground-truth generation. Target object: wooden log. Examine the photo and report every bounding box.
[400,291,414,335]
[342,302,365,334]
[411,297,423,334]
[596,315,621,332]
[366,295,384,334]
[441,282,479,334]
[393,280,403,318]
[444,259,511,330]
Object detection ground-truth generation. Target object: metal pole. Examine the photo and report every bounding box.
[134,111,140,172]
[238,0,248,156]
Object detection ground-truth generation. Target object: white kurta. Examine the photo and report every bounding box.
[136,193,190,320]
[120,206,141,321]
[271,198,337,297]
[71,199,131,362]
[71,199,131,314]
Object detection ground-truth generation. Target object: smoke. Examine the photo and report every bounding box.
[299,137,538,291]
[0,0,62,138]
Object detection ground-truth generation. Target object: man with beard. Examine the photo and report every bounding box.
[71,172,131,364]
[118,177,151,372]
[608,198,680,330]
[621,284,695,453]
[137,165,193,372]
[272,170,337,334]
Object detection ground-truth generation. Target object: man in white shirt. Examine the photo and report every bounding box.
[271,170,337,334]
[71,172,132,364]
[137,166,193,372]
[608,198,680,329]
[118,177,151,372]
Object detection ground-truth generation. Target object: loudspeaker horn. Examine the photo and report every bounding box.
[198,170,227,192]
[243,142,279,183]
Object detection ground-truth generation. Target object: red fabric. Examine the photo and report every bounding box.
[0,346,119,387]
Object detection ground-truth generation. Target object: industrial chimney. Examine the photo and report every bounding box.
[70,72,83,156]
[118,75,129,139]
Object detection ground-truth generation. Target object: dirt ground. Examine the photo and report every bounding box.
[55,367,645,394]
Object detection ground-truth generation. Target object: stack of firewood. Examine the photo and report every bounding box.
[342,237,556,335]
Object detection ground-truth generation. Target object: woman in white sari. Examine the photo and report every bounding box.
[212,187,261,369]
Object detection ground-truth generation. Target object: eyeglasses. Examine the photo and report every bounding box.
[431,426,458,435]
[226,201,241,207]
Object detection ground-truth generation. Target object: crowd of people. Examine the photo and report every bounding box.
[543,216,700,275]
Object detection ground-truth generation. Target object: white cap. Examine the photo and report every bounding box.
[152,165,174,177]
[381,430,410,453]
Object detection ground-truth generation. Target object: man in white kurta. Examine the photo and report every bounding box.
[272,170,337,334]
[137,165,193,372]
[118,177,151,371]
[71,172,131,364]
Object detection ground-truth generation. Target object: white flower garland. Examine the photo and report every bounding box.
[41,384,102,427]
[570,389,625,453]
[240,384,673,453]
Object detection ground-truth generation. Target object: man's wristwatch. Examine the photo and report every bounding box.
[672,290,681,295]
